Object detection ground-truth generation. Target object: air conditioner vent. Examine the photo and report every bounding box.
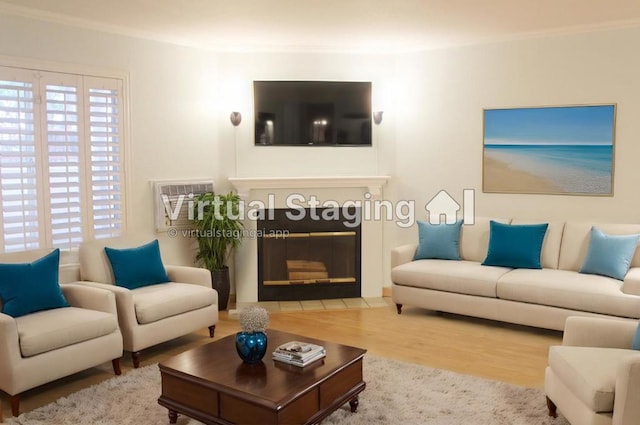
[152,179,213,232]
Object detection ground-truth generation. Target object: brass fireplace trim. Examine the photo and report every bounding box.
[263,277,357,286]
[262,231,357,239]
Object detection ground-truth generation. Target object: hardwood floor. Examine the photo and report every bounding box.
[0,300,562,420]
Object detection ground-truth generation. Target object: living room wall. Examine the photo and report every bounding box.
[390,27,640,256]
[213,51,396,187]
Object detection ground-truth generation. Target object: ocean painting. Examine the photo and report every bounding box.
[483,105,615,195]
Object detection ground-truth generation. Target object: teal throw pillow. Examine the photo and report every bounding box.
[414,220,463,261]
[579,227,640,281]
[0,249,69,318]
[633,322,640,350]
[482,221,549,269]
[104,239,170,289]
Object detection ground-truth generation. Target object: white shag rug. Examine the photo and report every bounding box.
[4,355,569,425]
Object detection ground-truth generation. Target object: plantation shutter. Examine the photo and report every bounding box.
[42,74,85,250]
[0,71,41,252]
[0,65,126,252]
[86,77,124,239]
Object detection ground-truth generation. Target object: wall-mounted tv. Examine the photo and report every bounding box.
[254,81,372,146]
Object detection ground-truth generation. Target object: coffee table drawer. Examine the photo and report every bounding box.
[320,360,362,409]
[161,374,219,417]
[220,388,318,425]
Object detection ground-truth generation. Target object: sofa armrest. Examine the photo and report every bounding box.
[165,265,211,287]
[613,354,640,425]
[391,244,417,269]
[61,283,118,315]
[0,313,22,372]
[76,281,138,331]
[562,316,637,349]
[622,267,640,296]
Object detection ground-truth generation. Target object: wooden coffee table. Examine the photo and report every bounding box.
[158,329,366,425]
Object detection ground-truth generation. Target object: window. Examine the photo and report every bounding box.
[0,65,126,252]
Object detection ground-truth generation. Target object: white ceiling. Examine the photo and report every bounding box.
[2,0,640,53]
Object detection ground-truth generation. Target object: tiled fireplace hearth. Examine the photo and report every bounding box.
[229,176,390,303]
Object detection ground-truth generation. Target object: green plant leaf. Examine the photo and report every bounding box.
[192,191,244,271]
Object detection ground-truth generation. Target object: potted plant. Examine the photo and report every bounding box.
[192,191,243,310]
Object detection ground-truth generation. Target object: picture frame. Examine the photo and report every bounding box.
[482,104,616,196]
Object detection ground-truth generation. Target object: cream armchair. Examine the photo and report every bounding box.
[78,236,218,368]
[1,262,123,418]
[545,316,640,425]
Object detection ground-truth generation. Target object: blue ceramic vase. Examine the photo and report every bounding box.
[235,331,268,364]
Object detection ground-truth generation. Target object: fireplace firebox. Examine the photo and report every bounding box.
[257,208,361,301]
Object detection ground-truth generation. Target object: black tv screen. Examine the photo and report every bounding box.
[254,81,372,146]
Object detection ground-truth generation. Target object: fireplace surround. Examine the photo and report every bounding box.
[229,175,390,304]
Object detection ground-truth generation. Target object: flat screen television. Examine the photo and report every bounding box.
[253,81,372,146]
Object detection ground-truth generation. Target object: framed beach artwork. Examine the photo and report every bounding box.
[482,104,616,196]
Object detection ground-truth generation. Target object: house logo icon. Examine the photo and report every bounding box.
[424,189,475,225]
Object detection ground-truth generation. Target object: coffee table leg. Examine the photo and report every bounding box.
[349,396,359,413]
[168,409,178,424]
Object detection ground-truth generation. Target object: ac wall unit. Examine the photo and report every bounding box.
[152,179,214,232]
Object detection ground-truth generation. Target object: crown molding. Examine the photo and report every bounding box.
[2,2,640,54]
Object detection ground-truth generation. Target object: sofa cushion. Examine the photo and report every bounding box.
[548,346,637,412]
[414,220,463,260]
[392,259,511,298]
[559,222,640,272]
[132,282,217,324]
[459,217,510,263]
[105,240,170,289]
[497,268,640,319]
[482,221,548,269]
[16,306,118,357]
[0,249,70,318]
[511,219,564,269]
[579,227,640,281]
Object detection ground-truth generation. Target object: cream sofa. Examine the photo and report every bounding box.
[0,249,123,417]
[78,236,218,367]
[391,218,640,330]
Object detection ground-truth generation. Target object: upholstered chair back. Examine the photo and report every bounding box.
[78,235,158,285]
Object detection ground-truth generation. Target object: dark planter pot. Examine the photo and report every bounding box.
[235,331,268,364]
[211,267,231,311]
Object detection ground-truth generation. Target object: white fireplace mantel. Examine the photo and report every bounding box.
[229,175,391,199]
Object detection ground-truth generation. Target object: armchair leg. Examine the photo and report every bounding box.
[10,394,19,417]
[546,396,558,418]
[208,325,216,338]
[132,351,141,368]
[396,304,403,314]
[112,358,122,375]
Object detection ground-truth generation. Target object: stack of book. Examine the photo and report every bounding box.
[272,341,326,367]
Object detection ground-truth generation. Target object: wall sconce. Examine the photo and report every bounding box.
[230,112,242,126]
[373,111,384,125]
